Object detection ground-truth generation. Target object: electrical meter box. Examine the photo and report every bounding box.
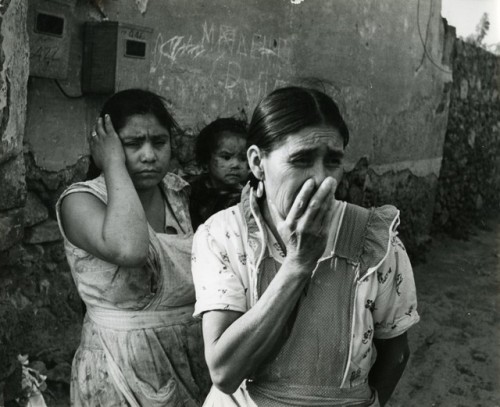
[82,22,153,94]
[28,0,74,79]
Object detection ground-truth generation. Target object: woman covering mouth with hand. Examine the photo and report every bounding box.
[191,86,420,407]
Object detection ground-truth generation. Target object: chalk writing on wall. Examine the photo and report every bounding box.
[150,21,294,122]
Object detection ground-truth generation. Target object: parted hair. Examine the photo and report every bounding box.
[247,86,349,154]
[100,89,180,134]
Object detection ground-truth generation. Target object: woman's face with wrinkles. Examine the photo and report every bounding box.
[257,126,345,219]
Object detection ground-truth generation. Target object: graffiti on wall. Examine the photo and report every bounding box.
[150,21,294,121]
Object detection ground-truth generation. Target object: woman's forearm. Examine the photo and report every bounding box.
[368,334,410,406]
[205,258,314,393]
[101,160,149,265]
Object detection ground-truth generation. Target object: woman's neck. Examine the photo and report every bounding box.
[260,197,287,254]
[137,185,160,208]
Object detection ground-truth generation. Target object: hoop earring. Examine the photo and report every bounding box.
[256,180,265,198]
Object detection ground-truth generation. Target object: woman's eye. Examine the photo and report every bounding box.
[123,142,140,147]
[290,157,311,166]
[326,158,342,167]
[154,140,167,146]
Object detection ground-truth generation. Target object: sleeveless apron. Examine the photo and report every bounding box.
[246,204,378,407]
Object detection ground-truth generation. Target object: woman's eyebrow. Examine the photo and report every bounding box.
[326,149,345,158]
[121,133,168,141]
[289,147,344,158]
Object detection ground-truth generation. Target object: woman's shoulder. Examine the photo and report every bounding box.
[162,172,190,192]
[195,204,243,239]
[339,203,401,277]
[59,175,107,203]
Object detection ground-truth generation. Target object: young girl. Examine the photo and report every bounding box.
[56,89,210,406]
[189,118,249,230]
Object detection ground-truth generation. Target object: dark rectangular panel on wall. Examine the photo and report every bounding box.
[28,0,73,79]
[82,21,153,94]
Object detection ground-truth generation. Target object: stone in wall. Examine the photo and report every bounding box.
[0,0,29,163]
[0,154,26,211]
[0,208,24,251]
[23,219,62,244]
[23,191,49,227]
[24,152,89,218]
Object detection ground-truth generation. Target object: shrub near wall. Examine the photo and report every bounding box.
[434,40,500,236]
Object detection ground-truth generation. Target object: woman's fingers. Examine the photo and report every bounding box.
[95,116,105,137]
[103,114,118,136]
[312,181,337,232]
[300,177,336,224]
[285,179,316,226]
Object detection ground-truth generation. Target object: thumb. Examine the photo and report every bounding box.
[268,200,285,225]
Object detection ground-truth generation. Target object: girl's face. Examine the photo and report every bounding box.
[255,126,345,219]
[208,133,249,189]
[118,113,171,191]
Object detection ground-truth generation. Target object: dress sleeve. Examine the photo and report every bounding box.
[191,216,248,318]
[372,236,420,339]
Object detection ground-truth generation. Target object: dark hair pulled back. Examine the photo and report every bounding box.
[247,86,349,155]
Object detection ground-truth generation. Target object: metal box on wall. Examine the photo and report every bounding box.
[82,22,153,94]
[28,0,75,79]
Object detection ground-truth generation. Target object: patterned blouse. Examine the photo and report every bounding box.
[191,185,420,392]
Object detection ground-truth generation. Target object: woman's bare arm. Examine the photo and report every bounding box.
[202,177,338,393]
[369,333,410,406]
[60,115,149,267]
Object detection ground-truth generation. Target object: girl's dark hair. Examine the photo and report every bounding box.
[86,89,180,180]
[195,117,247,167]
[248,86,349,154]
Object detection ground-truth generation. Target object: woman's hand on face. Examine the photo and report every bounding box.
[269,177,337,271]
[89,114,126,172]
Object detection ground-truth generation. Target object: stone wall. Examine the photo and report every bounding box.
[433,40,500,236]
[0,0,82,401]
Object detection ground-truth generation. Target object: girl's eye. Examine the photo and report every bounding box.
[220,154,232,160]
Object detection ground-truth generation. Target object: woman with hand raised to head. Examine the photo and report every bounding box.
[56,89,210,406]
[191,86,420,407]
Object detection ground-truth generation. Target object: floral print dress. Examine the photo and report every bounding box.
[56,174,211,407]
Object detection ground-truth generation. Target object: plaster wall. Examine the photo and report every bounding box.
[25,0,450,177]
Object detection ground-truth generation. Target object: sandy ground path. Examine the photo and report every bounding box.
[388,216,500,406]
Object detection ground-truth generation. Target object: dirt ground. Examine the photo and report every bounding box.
[38,215,500,407]
[388,215,500,407]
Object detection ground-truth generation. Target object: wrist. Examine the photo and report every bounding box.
[102,156,127,173]
[283,256,317,279]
